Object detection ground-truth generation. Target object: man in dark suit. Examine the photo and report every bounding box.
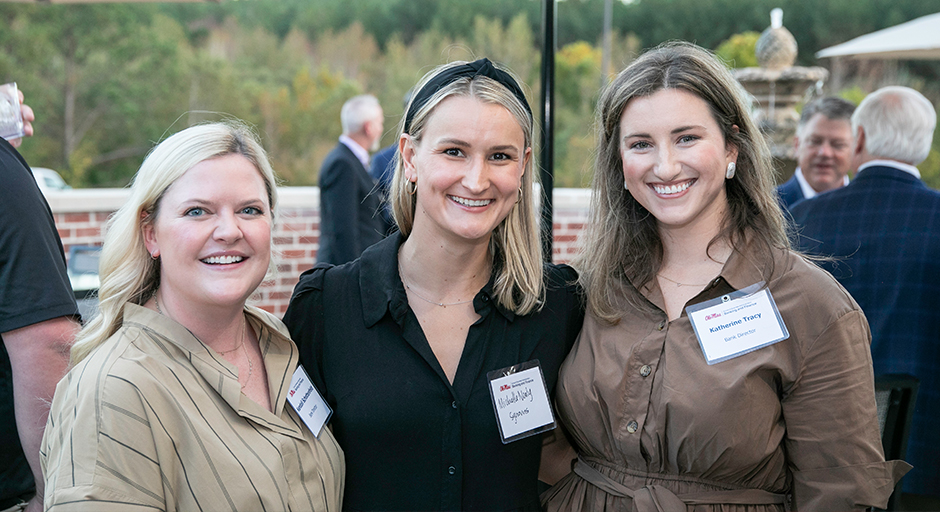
[317,94,386,265]
[777,97,855,209]
[791,86,939,499]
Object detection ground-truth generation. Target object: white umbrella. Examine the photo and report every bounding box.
[816,12,940,60]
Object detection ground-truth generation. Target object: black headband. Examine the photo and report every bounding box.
[403,58,532,133]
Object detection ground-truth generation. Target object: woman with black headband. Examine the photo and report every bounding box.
[284,59,584,511]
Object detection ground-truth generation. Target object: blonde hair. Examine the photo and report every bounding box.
[576,42,789,322]
[70,122,279,364]
[390,61,544,315]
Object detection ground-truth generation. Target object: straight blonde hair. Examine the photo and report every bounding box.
[390,61,544,315]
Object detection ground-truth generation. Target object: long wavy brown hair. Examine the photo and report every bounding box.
[576,42,790,323]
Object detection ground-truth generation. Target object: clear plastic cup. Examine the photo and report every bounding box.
[0,82,25,141]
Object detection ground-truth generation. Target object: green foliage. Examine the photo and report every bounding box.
[836,86,868,107]
[715,32,760,69]
[3,0,939,190]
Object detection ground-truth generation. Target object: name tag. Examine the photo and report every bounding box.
[287,365,332,438]
[686,282,789,365]
[487,360,556,444]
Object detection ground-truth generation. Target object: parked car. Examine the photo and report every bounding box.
[32,167,71,194]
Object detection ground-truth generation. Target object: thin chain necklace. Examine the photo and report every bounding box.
[154,293,252,388]
[401,276,475,308]
[657,273,712,288]
[239,326,253,389]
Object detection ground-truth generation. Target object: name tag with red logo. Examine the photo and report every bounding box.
[687,282,789,365]
[487,360,556,444]
[287,365,332,438]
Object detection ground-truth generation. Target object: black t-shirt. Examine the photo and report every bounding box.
[0,138,79,506]
[283,233,585,511]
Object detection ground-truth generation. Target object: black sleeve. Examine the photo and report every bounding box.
[283,263,334,404]
[0,139,79,334]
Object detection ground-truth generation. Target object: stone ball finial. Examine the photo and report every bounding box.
[756,8,797,70]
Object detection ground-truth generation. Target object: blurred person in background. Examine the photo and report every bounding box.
[317,94,387,265]
[791,86,940,506]
[777,96,855,209]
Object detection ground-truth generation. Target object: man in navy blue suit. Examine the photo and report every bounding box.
[791,86,939,499]
[777,97,855,209]
[317,94,386,265]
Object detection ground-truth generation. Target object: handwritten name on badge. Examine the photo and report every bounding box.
[487,361,555,444]
[687,283,789,365]
[287,365,332,438]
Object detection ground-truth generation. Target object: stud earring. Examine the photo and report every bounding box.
[624,181,629,191]
[725,162,736,179]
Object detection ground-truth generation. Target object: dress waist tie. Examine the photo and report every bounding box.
[573,456,786,512]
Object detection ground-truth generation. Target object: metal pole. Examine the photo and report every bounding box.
[602,0,612,85]
[539,0,557,262]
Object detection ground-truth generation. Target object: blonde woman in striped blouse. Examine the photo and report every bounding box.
[41,122,344,511]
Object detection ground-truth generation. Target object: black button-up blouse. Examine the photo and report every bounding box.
[284,233,584,511]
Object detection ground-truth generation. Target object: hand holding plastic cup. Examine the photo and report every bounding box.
[0,82,26,141]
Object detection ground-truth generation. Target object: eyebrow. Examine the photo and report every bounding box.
[437,138,470,147]
[623,125,705,139]
[436,138,520,152]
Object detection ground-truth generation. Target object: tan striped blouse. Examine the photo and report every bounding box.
[41,304,344,511]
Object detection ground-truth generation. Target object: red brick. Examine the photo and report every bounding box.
[283,250,306,259]
[76,227,100,238]
[64,212,90,223]
[298,236,319,245]
[282,222,309,232]
[274,236,294,245]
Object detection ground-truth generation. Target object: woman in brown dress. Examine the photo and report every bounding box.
[542,42,909,511]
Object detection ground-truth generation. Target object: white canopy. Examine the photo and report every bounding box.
[816,12,940,60]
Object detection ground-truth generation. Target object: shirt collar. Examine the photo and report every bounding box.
[122,303,298,417]
[339,134,370,168]
[858,159,921,179]
[359,232,514,328]
[794,167,850,200]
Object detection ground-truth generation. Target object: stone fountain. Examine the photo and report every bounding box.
[734,8,829,161]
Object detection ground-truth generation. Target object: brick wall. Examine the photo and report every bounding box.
[47,188,591,316]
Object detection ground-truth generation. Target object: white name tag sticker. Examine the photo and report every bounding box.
[287,365,332,438]
[487,360,556,444]
[686,282,789,365]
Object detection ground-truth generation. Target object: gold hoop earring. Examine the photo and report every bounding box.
[406,180,417,195]
[516,185,523,204]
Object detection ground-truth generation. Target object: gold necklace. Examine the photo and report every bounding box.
[154,293,251,388]
[239,322,253,389]
[217,318,246,356]
[657,273,712,288]
[401,277,475,308]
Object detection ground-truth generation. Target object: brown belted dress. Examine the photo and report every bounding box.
[543,247,909,511]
